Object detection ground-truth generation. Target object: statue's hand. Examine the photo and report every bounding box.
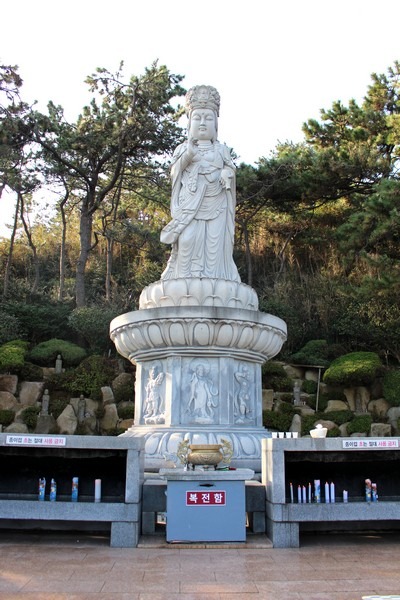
[186,137,198,160]
[220,168,233,190]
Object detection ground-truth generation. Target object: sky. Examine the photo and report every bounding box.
[1,0,399,235]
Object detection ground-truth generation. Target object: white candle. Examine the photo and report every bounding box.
[314,480,320,503]
[95,479,102,503]
[343,490,348,503]
[302,485,306,503]
[330,482,335,503]
[297,485,302,503]
[325,482,330,503]
[290,482,294,503]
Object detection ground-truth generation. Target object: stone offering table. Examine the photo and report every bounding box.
[160,467,254,542]
[262,437,400,547]
[0,433,144,547]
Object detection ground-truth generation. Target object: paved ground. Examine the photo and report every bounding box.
[0,529,400,599]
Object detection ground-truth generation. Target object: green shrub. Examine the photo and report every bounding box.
[278,401,295,416]
[68,307,120,353]
[21,406,41,431]
[323,410,354,426]
[305,394,328,412]
[382,370,400,407]
[290,340,339,367]
[346,414,372,435]
[117,403,135,420]
[262,362,293,391]
[48,393,70,419]
[0,340,29,373]
[327,426,341,437]
[52,356,117,402]
[0,311,23,344]
[302,380,318,394]
[18,362,43,382]
[323,352,383,387]
[263,410,293,431]
[29,339,87,367]
[0,409,15,426]
[2,302,74,344]
[107,427,127,436]
[113,381,134,404]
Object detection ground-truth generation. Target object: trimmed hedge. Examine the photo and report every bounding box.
[262,361,293,391]
[382,370,400,407]
[29,339,87,367]
[323,352,383,387]
[346,414,372,435]
[0,340,29,373]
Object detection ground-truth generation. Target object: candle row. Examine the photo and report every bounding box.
[289,480,340,503]
[38,477,102,502]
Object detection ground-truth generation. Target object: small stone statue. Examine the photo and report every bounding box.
[55,354,63,374]
[293,381,301,406]
[41,389,50,415]
[160,85,240,282]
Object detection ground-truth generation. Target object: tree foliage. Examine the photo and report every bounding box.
[1,61,400,365]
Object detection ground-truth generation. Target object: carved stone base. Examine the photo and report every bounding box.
[121,425,270,472]
[110,282,287,474]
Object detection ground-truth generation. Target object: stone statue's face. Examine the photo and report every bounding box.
[189,108,216,141]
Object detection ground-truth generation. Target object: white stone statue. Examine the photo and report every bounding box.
[143,365,165,423]
[234,364,252,422]
[161,85,240,282]
[187,360,218,423]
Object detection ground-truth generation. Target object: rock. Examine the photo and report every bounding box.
[101,386,115,405]
[111,373,135,402]
[4,422,28,434]
[339,423,349,437]
[370,423,392,437]
[80,415,97,435]
[70,397,99,415]
[283,364,304,379]
[35,415,58,434]
[344,386,370,413]
[368,398,390,418]
[325,400,349,412]
[297,405,315,416]
[289,413,301,435]
[0,374,18,394]
[262,389,274,411]
[42,367,55,378]
[387,406,400,434]
[19,382,45,406]
[100,404,119,431]
[344,388,356,411]
[119,418,134,431]
[57,404,77,435]
[0,391,18,411]
[305,369,320,382]
[370,378,383,399]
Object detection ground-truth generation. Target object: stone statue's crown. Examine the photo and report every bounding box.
[185,85,220,116]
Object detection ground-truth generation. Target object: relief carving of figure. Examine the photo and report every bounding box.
[187,360,218,423]
[234,364,253,423]
[160,85,240,282]
[143,365,165,424]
